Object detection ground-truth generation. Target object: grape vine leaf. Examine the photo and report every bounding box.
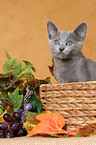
[8,88,23,110]
[3,57,34,79]
[20,65,31,76]
[5,50,11,59]
[23,60,36,73]
[3,57,22,75]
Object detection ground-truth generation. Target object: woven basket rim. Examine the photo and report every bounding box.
[40,81,96,91]
[40,80,96,86]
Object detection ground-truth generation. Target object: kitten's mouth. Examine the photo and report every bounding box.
[56,52,71,60]
[56,53,71,60]
[56,50,75,60]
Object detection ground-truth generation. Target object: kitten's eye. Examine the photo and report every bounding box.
[54,40,60,45]
[66,41,73,46]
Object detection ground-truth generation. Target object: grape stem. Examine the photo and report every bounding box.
[3,75,23,90]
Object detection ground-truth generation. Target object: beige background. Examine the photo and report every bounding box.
[0,0,96,83]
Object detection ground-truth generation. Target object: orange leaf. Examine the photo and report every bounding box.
[68,128,79,136]
[36,113,65,129]
[27,113,68,136]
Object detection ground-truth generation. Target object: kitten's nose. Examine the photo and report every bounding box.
[59,47,64,52]
[59,44,65,52]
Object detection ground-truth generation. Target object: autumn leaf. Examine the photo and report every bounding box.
[67,128,79,136]
[27,112,69,136]
[25,111,39,124]
[76,123,96,137]
[0,118,5,123]
[48,58,54,76]
[23,112,40,133]
[48,65,54,76]
[89,130,96,136]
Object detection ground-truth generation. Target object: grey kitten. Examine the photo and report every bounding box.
[47,20,96,83]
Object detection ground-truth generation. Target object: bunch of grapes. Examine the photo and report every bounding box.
[0,86,37,138]
[0,102,34,138]
[0,109,28,138]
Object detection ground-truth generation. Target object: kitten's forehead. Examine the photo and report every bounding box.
[60,31,72,41]
[60,30,78,42]
[60,31,70,38]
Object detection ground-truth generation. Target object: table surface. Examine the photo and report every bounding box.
[0,136,96,145]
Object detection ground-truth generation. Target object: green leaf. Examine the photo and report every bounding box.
[27,92,42,114]
[44,77,51,84]
[18,65,35,80]
[23,122,36,133]
[22,60,32,66]
[20,65,31,75]
[23,60,36,72]
[3,57,22,75]
[8,88,23,110]
[5,50,11,59]
[33,77,51,90]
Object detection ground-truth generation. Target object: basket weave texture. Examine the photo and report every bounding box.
[40,81,96,131]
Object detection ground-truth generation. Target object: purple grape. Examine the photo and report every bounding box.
[24,103,32,111]
[21,111,27,117]
[15,109,23,115]
[20,116,26,124]
[1,122,8,130]
[17,128,24,136]
[0,123,3,129]
[0,109,27,138]
[23,127,27,136]
[6,129,14,138]
[0,130,4,138]
[3,113,12,122]
[10,122,18,130]
[6,132,11,138]
[11,112,21,121]
[20,111,27,123]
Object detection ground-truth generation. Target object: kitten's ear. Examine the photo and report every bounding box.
[47,20,58,39]
[73,22,87,40]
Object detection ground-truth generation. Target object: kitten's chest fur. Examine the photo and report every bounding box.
[53,58,79,83]
[53,54,96,83]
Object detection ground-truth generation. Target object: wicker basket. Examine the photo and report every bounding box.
[40,81,96,131]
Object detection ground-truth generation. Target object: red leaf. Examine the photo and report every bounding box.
[48,66,54,76]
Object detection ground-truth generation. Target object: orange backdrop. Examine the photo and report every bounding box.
[0,0,96,83]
